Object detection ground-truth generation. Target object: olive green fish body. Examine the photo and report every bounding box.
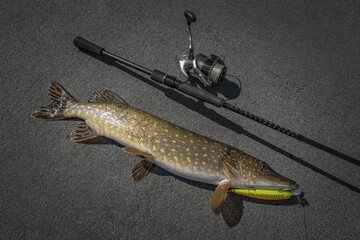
[65,101,230,185]
[32,82,300,212]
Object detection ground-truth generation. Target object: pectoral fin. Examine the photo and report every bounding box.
[122,147,153,157]
[132,159,153,183]
[210,179,230,213]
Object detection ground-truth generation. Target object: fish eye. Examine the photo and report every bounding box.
[260,163,268,170]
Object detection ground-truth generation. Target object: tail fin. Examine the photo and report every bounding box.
[32,82,77,121]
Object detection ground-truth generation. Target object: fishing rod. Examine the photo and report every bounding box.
[74,34,300,139]
[73,11,302,140]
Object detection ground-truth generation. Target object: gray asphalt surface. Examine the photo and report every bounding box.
[1,0,359,239]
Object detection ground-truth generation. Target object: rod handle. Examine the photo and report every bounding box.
[73,36,104,56]
[177,83,224,107]
[151,69,224,107]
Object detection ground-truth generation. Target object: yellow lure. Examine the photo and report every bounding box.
[231,188,293,200]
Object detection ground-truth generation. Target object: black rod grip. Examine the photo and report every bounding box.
[150,69,167,84]
[151,70,224,107]
[177,83,224,107]
[73,37,104,56]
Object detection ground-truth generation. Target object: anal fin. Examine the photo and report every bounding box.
[210,179,230,214]
[132,159,153,183]
[71,122,100,143]
[122,147,153,157]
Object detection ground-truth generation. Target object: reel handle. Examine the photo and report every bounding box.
[184,11,196,25]
[73,37,104,56]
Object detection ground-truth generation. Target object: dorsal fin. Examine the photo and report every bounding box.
[89,90,128,104]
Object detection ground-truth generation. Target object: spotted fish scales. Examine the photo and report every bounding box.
[32,82,300,212]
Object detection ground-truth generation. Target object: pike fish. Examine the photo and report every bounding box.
[32,82,300,212]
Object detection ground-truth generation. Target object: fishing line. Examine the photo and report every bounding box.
[296,195,309,240]
[302,205,309,240]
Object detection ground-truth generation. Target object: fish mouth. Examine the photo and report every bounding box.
[243,183,302,196]
[252,180,299,191]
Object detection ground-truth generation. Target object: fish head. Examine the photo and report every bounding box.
[247,160,299,190]
[223,149,299,191]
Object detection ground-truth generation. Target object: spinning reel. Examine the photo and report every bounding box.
[179,11,227,86]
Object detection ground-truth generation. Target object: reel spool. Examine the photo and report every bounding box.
[195,53,227,85]
[179,11,228,86]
